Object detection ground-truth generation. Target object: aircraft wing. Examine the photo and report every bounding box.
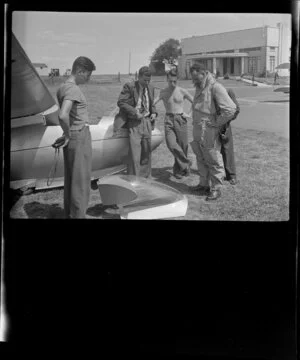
[11,32,56,119]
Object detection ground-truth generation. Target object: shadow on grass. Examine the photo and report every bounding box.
[9,189,22,209]
[152,166,199,196]
[24,201,64,219]
[23,201,120,219]
[86,204,120,219]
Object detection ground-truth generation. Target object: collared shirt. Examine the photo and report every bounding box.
[136,86,150,117]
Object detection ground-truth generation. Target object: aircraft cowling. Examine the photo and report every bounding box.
[11,32,56,119]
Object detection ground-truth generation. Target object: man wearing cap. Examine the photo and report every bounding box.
[154,68,193,179]
[117,66,157,178]
[189,63,236,201]
[56,56,96,218]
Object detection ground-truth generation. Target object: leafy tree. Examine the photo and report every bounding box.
[150,38,181,74]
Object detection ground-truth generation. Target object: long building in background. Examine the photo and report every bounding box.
[178,22,291,79]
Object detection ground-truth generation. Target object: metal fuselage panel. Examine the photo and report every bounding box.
[10,117,164,187]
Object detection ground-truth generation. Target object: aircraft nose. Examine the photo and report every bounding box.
[151,128,164,151]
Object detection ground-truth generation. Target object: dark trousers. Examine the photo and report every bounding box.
[165,114,190,175]
[63,126,92,218]
[220,124,236,180]
[127,117,152,178]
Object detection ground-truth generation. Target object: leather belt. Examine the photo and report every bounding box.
[70,124,89,131]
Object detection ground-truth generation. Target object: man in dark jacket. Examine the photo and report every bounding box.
[116,66,157,178]
[219,88,240,185]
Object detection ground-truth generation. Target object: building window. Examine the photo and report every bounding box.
[270,47,276,51]
[248,57,257,74]
[269,56,275,72]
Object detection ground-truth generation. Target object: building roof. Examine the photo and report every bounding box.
[33,63,48,68]
[181,25,286,42]
[185,52,249,59]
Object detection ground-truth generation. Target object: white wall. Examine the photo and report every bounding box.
[265,23,291,76]
[266,27,279,47]
[277,23,291,76]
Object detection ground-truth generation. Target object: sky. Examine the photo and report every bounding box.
[11,12,291,75]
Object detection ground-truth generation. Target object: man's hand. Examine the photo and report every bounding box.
[61,136,70,148]
[136,111,144,120]
[150,114,157,130]
[183,112,192,119]
[206,121,219,128]
[52,134,69,149]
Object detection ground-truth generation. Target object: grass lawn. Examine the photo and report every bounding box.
[9,78,289,221]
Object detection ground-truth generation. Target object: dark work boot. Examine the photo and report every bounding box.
[183,160,193,177]
[189,183,210,194]
[206,189,221,201]
[229,178,237,185]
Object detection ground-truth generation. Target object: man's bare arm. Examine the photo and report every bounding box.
[182,88,194,117]
[58,99,73,146]
[182,88,194,103]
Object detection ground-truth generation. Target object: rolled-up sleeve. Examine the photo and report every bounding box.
[214,83,236,126]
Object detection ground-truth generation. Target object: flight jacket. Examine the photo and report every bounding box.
[192,72,236,128]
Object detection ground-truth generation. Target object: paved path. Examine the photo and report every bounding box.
[178,79,289,139]
[240,78,272,87]
[232,98,289,139]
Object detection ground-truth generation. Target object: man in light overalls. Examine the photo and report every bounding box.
[189,63,236,201]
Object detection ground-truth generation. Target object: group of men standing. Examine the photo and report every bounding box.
[56,57,239,218]
[117,63,239,201]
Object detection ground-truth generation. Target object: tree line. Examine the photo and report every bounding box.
[150,38,181,75]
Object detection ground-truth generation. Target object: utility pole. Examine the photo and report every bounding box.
[128,50,131,75]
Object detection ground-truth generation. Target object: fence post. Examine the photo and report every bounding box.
[118,72,121,83]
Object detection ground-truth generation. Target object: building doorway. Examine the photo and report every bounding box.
[223,58,227,75]
[230,58,234,74]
